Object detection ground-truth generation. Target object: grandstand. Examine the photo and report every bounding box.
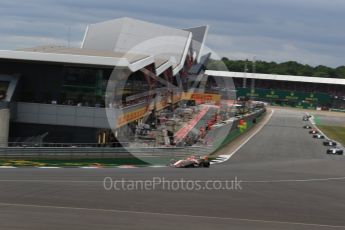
[205,70,345,110]
[0,18,210,145]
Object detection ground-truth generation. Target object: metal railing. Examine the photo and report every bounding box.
[5,140,211,148]
[0,141,213,159]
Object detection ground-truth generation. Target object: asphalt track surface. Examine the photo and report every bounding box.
[1,108,345,230]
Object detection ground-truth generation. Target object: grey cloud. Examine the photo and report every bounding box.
[0,0,344,67]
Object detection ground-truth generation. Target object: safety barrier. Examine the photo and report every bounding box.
[0,145,212,159]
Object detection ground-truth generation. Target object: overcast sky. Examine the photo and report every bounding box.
[1,0,344,67]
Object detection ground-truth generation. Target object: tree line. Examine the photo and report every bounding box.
[207,58,345,79]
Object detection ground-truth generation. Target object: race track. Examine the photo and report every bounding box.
[1,108,345,230]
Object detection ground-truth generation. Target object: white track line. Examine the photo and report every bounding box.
[211,160,223,163]
[309,114,344,149]
[228,109,275,159]
[0,202,343,228]
[309,116,327,137]
[117,165,137,168]
[210,161,223,164]
[80,166,102,169]
[0,165,162,169]
[1,176,345,184]
[215,109,275,164]
[148,165,166,168]
[242,177,345,183]
[37,167,61,169]
[0,179,100,183]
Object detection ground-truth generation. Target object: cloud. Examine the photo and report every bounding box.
[207,33,345,67]
[0,0,344,67]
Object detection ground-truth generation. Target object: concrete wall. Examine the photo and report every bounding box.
[0,109,10,147]
[11,102,147,129]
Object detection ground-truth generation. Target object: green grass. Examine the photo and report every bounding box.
[0,158,150,167]
[317,125,345,146]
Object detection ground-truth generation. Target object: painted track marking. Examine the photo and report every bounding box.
[2,176,345,184]
[0,202,343,228]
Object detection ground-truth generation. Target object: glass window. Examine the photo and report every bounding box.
[0,81,9,100]
[61,67,109,107]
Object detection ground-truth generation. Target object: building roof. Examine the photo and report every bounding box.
[183,25,209,62]
[0,18,209,75]
[19,46,150,63]
[155,58,173,76]
[0,45,154,72]
[206,70,345,86]
[82,17,193,75]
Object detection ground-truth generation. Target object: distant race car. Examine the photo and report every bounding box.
[309,129,318,134]
[323,140,337,146]
[303,115,312,121]
[170,156,210,168]
[303,125,312,129]
[313,134,325,139]
[327,148,344,155]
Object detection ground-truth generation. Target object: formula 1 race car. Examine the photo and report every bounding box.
[302,115,312,121]
[302,117,309,121]
[309,129,318,134]
[313,134,325,139]
[323,140,337,146]
[170,156,210,168]
[303,125,312,129]
[327,148,344,155]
